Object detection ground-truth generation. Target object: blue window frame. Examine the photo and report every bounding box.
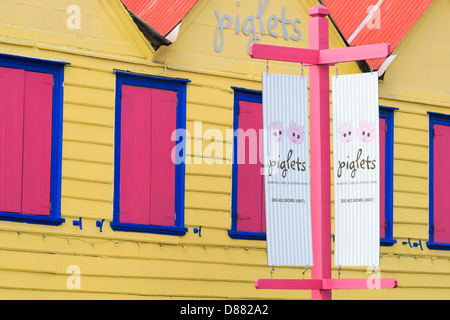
[379,106,397,246]
[427,112,450,250]
[229,87,266,241]
[111,71,189,236]
[0,53,67,226]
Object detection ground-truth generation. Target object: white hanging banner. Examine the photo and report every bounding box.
[332,72,380,267]
[262,73,313,267]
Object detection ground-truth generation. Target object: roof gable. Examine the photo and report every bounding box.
[376,0,449,104]
[122,0,198,36]
[149,0,362,78]
[0,0,155,60]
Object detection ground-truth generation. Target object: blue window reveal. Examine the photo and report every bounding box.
[229,87,266,241]
[427,112,450,250]
[379,106,397,246]
[0,53,67,226]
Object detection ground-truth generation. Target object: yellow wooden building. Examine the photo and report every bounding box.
[0,0,448,300]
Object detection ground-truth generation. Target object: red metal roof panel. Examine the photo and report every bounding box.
[122,0,198,36]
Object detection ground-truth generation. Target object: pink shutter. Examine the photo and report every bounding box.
[120,85,152,225]
[433,124,450,243]
[379,118,386,239]
[236,101,265,233]
[149,89,177,227]
[21,71,54,216]
[0,67,25,214]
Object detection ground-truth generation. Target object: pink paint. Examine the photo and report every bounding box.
[0,67,25,214]
[357,121,376,143]
[287,122,305,145]
[120,85,153,225]
[22,71,53,216]
[268,122,285,142]
[0,68,53,216]
[250,43,390,67]
[120,85,178,227]
[309,5,332,300]
[256,279,323,290]
[250,4,394,300]
[338,122,354,143]
[237,101,265,233]
[319,44,391,65]
[308,5,333,300]
[322,278,397,290]
[250,45,319,65]
[255,278,397,290]
[149,89,177,227]
[433,124,450,243]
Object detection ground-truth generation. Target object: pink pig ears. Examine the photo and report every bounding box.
[337,122,354,143]
[268,122,285,142]
[269,121,283,130]
[287,122,305,144]
[356,120,376,143]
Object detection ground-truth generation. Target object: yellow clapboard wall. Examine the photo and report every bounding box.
[0,0,448,300]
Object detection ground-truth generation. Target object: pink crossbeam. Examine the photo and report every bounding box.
[255,278,398,290]
[249,43,391,66]
[249,45,319,65]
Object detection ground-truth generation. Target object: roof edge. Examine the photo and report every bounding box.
[126,8,172,50]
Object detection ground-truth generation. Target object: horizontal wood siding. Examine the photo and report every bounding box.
[0,0,447,300]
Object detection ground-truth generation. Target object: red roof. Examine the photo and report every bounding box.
[122,0,433,69]
[121,0,198,36]
[322,0,434,69]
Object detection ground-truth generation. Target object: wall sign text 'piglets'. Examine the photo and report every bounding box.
[214,0,302,54]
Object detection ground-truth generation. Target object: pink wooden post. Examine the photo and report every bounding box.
[249,4,396,300]
[308,4,332,301]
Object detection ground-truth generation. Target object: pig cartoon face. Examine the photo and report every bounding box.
[357,121,375,143]
[268,122,284,142]
[338,122,354,143]
[287,122,305,145]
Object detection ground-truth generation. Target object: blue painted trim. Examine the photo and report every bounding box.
[379,106,399,112]
[228,230,266,241]
[427,111,450,250]
[427,111,450,125]
[114,70,190,84]
[113,71,189,236]
[381,239,397,246]
[0,53,66,226]
[110,222,188,236]
[0,212,64,226]
[0,53,70,69]
[113,76,123,226]
[379,106,397,246]
[231,87,263,104]
[426,242,450,251]
[229,87,266,241]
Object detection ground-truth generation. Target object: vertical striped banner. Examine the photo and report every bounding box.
[332,72,380,267]
[262,73,313,267]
